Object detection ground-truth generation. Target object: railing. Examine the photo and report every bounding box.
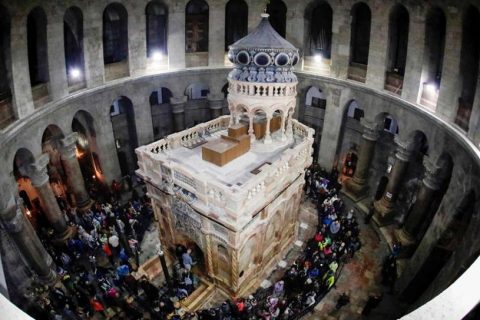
[147,116,230,154]
[229,79,297,98]
[137,118,313,221]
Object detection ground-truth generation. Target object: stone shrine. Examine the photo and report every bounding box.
[136,14,314,297]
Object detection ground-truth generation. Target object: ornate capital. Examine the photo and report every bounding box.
[360,119,379,141]
[1,203,25,234]
[394,136,412,162]
[171,96,187,114]
[61,132,79,160]
[27,154,50,187]
[422,158,442,190]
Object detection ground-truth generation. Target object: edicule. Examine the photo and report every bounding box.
[136,14,314,302]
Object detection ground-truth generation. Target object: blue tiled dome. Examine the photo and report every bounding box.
[227,14,300,83]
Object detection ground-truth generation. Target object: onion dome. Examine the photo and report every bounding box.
[227,13,300,83]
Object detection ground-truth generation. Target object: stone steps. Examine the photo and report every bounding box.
[181,280,216,312]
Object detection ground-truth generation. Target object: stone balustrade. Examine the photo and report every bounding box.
[229,79,297,98]
[136,117,314,228]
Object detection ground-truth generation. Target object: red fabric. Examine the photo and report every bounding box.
[103,243,112,256]
[90,299,104,311]
[314,233,323,242]
[236,301,245,312]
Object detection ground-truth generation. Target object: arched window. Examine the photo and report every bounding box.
[419,7,445,108]
[225,0,248,51]
[266,0,287,38]
[27,7,49,86]
[455,7,480,131]
[185,0,209,53]
[350,3,371,66]
[0,5,11,100]
[424,8,446,87]
[346,100,364,121]
[64,7,84,86]
[150,87,173,140]
[307,1,332,58]
[387,5,409,75]
[103,3,128,64]
[305,86,326,109]
[146,1,168,57]
[185,83,209,100]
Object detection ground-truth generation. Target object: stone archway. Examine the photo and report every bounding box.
[173,233,206,276]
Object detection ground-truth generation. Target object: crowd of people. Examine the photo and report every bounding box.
[165,165,363,319]
[20,163,367,319]
[21,185,200,320]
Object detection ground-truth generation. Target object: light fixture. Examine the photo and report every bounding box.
[424,82,438,93]
[70,68,81,79]
[152,51,163,63]
[314,54,323,63]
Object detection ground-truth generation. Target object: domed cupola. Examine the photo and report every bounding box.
[227,13,300,83]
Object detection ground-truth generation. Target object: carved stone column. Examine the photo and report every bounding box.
[286,111,293,138]
[373,138,412,226]
[280,114,287,141]
[230,249,239,294]
[264,115,272,144]
[60,133,92,211]
[343,120,379,201]
[26,154,71,239]
[204,234,214,278]
[248,114,255,142]
[207,93,224,120]
[170,96,187,132]
[0,199,56,284]
[396,160,441,256]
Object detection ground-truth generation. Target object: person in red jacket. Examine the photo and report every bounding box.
[90,295,106,318]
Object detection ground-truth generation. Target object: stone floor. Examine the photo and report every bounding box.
[303,196,409,320]
[137,194,410,319]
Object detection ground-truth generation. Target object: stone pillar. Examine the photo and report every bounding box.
[286,111,293,138]
[207,93,224,120]
[60,133,92,210]
[95,111,122,185]
[205,234,214,277]
[396,160,441,256]
[208,1,225,66]
[343,119,379,201]
[373,138,412,226]
[47,12,68,100]
[171,96,187,132]
[25,154,71,239]
[0,198,56,284]
[330,4,351,80]
[317,86,345,169]
[132,95,154,145]
[168,2,186,69]
[365,8,388,90]
[436,13,462,121]
[10,15,35,118]
[280,114,287,141]
[248,114,255,142]
[401,13,425,104]
[468,70,480,140]
[285,3,304,49]
[83,7,104,87]
[264,115,272,144]
[128,4,147,77]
